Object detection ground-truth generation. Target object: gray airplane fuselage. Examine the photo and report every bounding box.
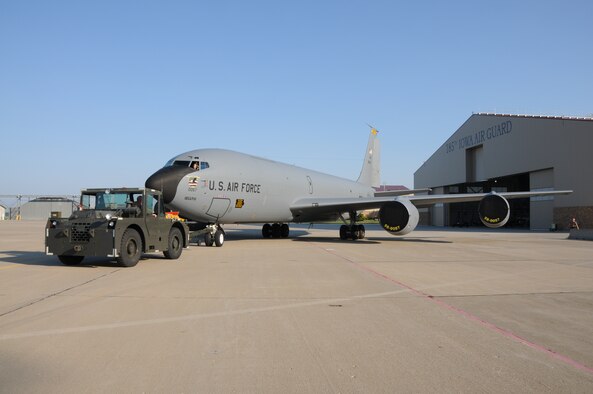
[145,130,571,244]
[156,149,374,224]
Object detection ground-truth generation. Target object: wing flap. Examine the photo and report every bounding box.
[290,197,396,222]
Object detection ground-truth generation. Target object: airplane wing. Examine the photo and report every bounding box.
[405,190,572,207]
[290,190,572,222]
[291,196,396,222]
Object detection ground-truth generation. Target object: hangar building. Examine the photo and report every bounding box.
[414,113,593,230]
[20,197,76,220]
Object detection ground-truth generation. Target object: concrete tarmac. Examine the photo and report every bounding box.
[1,220,592,393]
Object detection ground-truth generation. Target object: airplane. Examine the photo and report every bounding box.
[145,128,572,247]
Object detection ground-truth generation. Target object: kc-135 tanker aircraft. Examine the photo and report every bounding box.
[145,129,571,247]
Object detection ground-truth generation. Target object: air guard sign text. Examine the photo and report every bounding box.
[445,121,512,153]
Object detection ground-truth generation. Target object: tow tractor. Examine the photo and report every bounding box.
[45,188,190,267]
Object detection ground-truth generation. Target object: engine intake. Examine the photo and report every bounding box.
[478,193,510,228]
[379,199,419,236]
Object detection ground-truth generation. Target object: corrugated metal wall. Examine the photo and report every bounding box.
[20,201,75,220]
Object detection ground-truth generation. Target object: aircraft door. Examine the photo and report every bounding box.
[144,192,167,251]
[206,197,231,219]
[306,176,313,194]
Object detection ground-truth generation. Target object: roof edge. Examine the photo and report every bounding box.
[475,112,593,122]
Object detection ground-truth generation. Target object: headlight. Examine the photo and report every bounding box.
[105,214,112,220]
[50,220,58,229]
[108,220,117,228]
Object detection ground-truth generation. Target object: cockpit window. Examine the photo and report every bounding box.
[165,158,209,170]
[188,161,210,170]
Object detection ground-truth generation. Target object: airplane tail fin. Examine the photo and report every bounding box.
[357,128,381,188]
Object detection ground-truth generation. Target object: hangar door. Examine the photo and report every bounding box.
[466,145,485,182]
[448,173,530,228]
[529,169,555,230]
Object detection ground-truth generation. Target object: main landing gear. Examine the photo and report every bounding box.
[262,223,289,239]
[339,224,366,240]
[339,211,366,240]
[203,224,225,247]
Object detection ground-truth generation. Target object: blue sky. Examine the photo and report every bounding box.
[1,0,592,196]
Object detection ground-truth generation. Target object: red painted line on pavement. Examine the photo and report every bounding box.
[320,246,593,376]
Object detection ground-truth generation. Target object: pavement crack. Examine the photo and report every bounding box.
[0,269,122,319]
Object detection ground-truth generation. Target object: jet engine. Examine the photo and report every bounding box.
[478,193,510,228]
[379,199,419,236]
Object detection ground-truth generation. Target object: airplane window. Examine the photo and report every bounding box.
[165,158,206,169]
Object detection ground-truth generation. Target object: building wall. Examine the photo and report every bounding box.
[414,114,593,229]
[529,168,554,230]
[430,187,446,226]
[0,206,5,220]
[21,201,75,220]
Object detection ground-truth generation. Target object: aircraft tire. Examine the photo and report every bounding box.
[164,227,183,259]
[204,232,214,246]
[280,224,289,238]
[58,255,84,265]
[358,225,366,239]
[339,225,348,240]
[272,223,281,238]
[214,230,224,247]
[117,228,142,267]
[262,223,272,238]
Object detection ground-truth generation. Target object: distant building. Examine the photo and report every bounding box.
[20,197,76,220]
[0,204,5,220]
[414,113,593,230]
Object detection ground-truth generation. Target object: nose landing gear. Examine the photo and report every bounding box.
[204,224,225,247]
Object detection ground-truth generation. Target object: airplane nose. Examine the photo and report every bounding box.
[145,166,195,204]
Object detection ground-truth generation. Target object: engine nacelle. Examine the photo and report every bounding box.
[379,199,420,236]
[478,193,510,228]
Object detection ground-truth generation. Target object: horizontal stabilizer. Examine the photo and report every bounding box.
[374,188,432,197]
